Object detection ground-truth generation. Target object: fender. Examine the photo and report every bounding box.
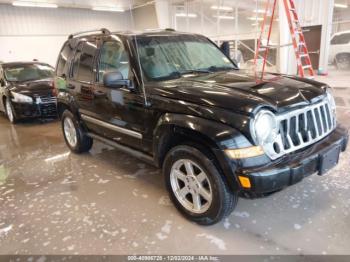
[57,91,80,119]
[153,113,256,192]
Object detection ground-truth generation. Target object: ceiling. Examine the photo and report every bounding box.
[0,0,152,10]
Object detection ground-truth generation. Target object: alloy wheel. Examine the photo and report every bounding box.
[170,159,213,214]
[63,117,78,147]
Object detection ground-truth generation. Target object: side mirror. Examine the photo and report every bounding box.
[103,71,131,88]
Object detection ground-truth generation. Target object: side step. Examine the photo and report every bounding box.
[87,132,157,167]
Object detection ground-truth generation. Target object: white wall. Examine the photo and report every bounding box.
[132,4,158,30]
[0,4,132,66]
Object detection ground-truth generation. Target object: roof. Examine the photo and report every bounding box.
[68,28,196,40]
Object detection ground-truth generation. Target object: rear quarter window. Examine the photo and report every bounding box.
[56,41,74,77]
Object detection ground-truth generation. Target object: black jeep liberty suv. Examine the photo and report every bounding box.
[55,28,348,225]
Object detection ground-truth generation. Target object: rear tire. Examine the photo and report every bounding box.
[61,110,93,153]
[163,145,238,225]
[5,98,17,124]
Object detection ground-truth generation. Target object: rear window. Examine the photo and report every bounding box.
[71,41,97,83]
[56,41,74,77]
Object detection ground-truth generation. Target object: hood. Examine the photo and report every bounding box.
[149,70,328,114]
[8,78,54,96]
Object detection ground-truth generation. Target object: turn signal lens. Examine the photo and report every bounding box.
[238,176,251,189]
[225,146,264,159]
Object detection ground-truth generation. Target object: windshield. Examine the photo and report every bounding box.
[4,64,54,82]
[136,35,237,81]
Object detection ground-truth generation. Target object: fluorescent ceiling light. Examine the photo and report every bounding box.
[175,13,197,18]
[252,23,259,26]
[12,1,58,8]
[253,9,265,13]
[92,6,124,12]
[334,3,348,8]
[247,17,264,21]
[211,5,233,11]
[213,15,235,20]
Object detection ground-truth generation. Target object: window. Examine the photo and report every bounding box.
[331,33,350,45]
[71,41,97,83]
[98,40,130,83]
[56,41,74,77]
[4,64,54,82]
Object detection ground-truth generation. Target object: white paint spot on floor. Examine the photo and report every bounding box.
[103,229,119,237]
[62,236,71,242]
[223,218,231,229]
[161,220,172,234]
[0,224,12,236]
[294,224,302,230]
[97,178,110,184]
[196,233,227,250]
[233,211,250,218]
[2,189,14,196]
[158,196,171,206]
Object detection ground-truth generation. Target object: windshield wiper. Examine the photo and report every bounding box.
[179,69,212,75]
[153,71,182,81]
[206,66,235,72]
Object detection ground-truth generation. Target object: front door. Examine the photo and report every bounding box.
[82,37,146,150]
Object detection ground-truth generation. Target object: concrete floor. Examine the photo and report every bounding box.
[0,73,350,255]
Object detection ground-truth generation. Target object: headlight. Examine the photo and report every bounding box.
[326,88,336,114]
[251,110,278,145]
[11,92,33,104]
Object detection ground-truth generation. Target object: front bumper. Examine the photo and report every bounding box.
[12,102,57,119]
[237,125,348,195]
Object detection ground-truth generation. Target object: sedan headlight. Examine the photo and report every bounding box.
[11,92,33,104]
[251,110,278,146]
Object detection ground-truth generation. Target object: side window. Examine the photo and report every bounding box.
[331,35,340,45]
[342,33,350,44]
[331,34,350,45]
[56,41,74,76]
[98,40,130,83]
[71,41,97,83]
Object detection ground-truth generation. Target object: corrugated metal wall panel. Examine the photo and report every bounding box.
[0,4,131,36]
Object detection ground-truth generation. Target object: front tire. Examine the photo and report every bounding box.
[163,145,238,225]
[61,110,93,153]
[5,98,17,124]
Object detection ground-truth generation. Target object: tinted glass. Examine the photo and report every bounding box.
[56,41,74,76]
[98,40,130,83]
[331,33,350,45]
[71,41,97,82]
[4,64,54,82]
[136,35,236,81]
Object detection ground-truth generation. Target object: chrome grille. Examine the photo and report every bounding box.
[38,95,57,104]
[264,97,336,160]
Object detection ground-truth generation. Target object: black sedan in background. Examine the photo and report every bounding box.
[0,62,57,123]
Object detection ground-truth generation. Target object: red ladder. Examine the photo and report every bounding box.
[254,0,315,81]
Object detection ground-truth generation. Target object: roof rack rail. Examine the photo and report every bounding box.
[68,28,111,39]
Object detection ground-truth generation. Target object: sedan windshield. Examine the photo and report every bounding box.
[4,64,54,82]
[136,35,237,81]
